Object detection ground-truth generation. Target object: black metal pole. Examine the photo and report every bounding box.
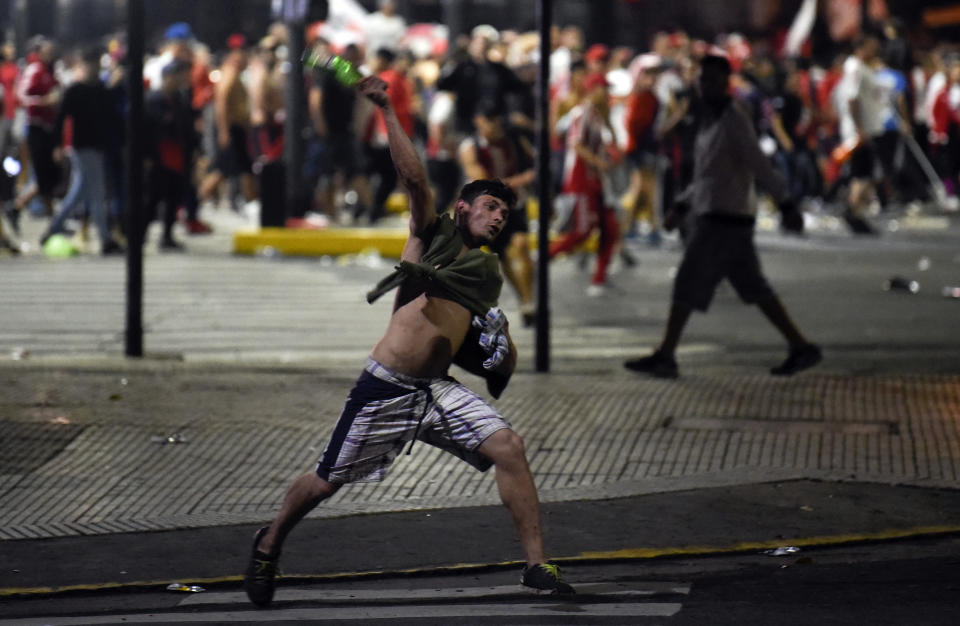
[535,0,552,372]
[124,0,144,357]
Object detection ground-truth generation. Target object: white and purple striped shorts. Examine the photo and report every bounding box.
[316,358,512,484]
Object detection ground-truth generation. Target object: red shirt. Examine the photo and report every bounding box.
[562,104,607,195]
[17,59,58,128]
[624,90,659,154]
[0,61,19,120]
[930,84,960,145]
[191,62,215,111]
[369,68,414,143]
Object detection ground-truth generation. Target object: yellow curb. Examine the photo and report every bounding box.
[4,524,959,598]
[570,524,960,561]
[233,227,409,258]
[233,228,600,257]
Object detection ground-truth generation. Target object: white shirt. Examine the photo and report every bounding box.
[836,56,886,142]
[365,12,406,56]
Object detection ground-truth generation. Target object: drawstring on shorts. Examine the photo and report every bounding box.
[407,383,435,455]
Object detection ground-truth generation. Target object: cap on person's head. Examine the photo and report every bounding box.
[471,24,499,43]
[635,53,662,72]
[227,33,247,50]
[584,43,609,63]
[164,22,193,41]
[582,71,609,92]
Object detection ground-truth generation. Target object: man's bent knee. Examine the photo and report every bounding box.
[300,472,340,502]
[480,428,527,465]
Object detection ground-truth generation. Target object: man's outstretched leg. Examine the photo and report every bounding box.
[479,429,575,594]
[244,473,340,606]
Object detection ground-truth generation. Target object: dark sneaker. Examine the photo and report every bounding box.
[624,351,679,379]
[101,240,125,256]
[0,236,19,255]
[3,206,20,235]
[160,237,185,251]
[771,343,822,376]
[843,210,877,235]
[521,563,575,594]
[244,527,279,607]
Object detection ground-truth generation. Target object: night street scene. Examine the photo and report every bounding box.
[2,0,960,623]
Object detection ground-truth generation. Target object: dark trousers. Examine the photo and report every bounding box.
[259,160,286,227]
[145,166,186,243]
[364,146,397,224]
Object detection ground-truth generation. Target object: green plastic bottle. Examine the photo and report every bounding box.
[303,50,361,87]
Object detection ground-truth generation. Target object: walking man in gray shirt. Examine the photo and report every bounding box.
[624,55,821,379]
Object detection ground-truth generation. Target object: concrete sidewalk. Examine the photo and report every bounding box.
[2,361,960,542]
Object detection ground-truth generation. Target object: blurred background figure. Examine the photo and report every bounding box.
[248,30,287,228]
[364,0,406,63]
[144,59,195,251]
[458,102,537,325]
[199,37,255,214]
[0,41,21,250]
[359,47,414,225]
[15,36,60,219]
[549,71,621,296]
[307,41,368,224]
[40,46,123,255]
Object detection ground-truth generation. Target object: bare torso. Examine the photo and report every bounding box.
[370,236,472,378]
[371,293,471,378]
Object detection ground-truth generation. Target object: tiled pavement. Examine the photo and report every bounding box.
[1,363,958,540]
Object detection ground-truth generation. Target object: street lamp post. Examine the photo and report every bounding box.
[124,0,144,357]
[535,0,552,372]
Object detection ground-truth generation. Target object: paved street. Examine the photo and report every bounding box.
[1,206,960,623]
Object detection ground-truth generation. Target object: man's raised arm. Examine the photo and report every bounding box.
[358,76,434,237]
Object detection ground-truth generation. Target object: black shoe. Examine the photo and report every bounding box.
[244,527,279,607]
[843,210,877,235]
[160,237,185,251]
[521,563,575,595]
[624,351,679,379]
[101,240,125,256]
[0,236,19,255]
[3,206,20,235]
[771,343,822,376]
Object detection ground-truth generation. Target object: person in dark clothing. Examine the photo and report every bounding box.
[41,47,122,254]
[15,36,60,217]
[436,27,531,137]
[309,42,368,222]
[625,56,820,379]
[144,60,195,250]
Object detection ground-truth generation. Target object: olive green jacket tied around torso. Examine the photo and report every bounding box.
[366,213,502,317]
[366,213,511,397]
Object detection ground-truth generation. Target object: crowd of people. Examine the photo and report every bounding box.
[0,4,957,276]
